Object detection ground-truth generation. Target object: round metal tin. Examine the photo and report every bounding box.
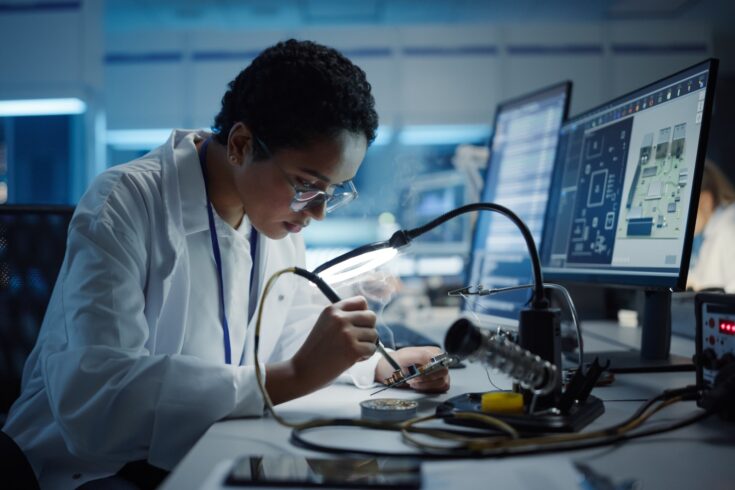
[360,398,418,422]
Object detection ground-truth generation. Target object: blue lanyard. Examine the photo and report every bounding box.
[197,137,258,365]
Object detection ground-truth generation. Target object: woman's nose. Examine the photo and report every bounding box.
[303,201,326,221]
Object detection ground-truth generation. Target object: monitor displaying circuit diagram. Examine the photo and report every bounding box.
[541,60,717,289]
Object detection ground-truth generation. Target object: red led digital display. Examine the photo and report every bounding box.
[720,319,735,336]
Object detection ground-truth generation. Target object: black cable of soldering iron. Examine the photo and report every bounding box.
[289,267,341,302]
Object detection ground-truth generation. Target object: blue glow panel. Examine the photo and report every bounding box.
[0,98,86,117]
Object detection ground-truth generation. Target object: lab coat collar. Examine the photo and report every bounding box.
[162,129,212,236]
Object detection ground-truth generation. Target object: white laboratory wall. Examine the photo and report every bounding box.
[502,23,606,117]
[105,31,189,129]
[102,20,713,135]
[294,26,403,126]
[188,30,289,129]
[0,10,80,94]
[0,10,83,93]
[608,21,713,98]
[396,25,502,125]
[0,1,103,102]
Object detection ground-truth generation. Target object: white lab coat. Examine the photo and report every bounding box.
[2,130,380,488]
[688,203,735,293]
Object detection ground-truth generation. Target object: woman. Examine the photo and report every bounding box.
[688,160,735,292]
[3,40,448,488]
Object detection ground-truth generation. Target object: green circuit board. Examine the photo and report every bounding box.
[618,122,688,239]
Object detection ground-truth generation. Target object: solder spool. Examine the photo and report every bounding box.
[360,399,418,422]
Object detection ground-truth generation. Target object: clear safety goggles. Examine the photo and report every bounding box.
[254,135,358,213]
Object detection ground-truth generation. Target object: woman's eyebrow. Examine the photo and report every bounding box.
[299,167,331,184]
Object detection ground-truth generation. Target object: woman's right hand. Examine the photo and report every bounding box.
[292,296,378,387]
[265,296,377,404]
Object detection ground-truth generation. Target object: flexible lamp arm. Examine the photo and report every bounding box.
[313,202,547,308]
[312,241,389,275]
[405,203,547,308]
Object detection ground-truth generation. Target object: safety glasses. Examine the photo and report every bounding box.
[254,135,358,213]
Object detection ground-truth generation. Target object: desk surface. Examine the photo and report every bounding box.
[162,317,735,490]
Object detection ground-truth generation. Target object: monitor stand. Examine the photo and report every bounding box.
[581,290,694,373]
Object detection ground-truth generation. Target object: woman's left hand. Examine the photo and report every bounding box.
[374,346,450,393]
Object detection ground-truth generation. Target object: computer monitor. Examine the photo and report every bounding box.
[0,205,74,414]
[400,171,470,277]
[463,82,571,326]
[540,59,718,372]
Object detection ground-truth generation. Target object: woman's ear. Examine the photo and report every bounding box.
[227,122,254,166]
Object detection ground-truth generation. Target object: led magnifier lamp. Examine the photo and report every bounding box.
[312,232,405,286]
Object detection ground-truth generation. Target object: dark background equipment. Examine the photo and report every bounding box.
[0,205,74,421]
[695,292,735,420]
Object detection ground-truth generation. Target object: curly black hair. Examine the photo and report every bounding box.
[213,39,378,158]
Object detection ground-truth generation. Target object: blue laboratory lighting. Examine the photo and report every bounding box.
[106,128,174,150]
[0,98,86,116]
[398,124,490,146]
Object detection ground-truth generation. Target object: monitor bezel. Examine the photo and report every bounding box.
[540,58,719,292]
[462,80,572,321]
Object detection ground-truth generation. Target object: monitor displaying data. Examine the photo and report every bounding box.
[399,171,470,278]
[401,170,470,256]
[541,60,717,290]
[464,82,571,325]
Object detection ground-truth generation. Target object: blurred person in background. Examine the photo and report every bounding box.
[688,159,735,292]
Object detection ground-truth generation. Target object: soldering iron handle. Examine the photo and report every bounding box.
[376,341,402,371]
[293,267,403,372]
[292,267,341,303]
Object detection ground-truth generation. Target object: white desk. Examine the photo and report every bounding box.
[161,318,735,489]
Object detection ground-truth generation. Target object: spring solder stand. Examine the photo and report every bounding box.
[437,316,606,433]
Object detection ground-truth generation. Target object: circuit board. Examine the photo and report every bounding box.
[618,123,688,239]
[371,353,451,396]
